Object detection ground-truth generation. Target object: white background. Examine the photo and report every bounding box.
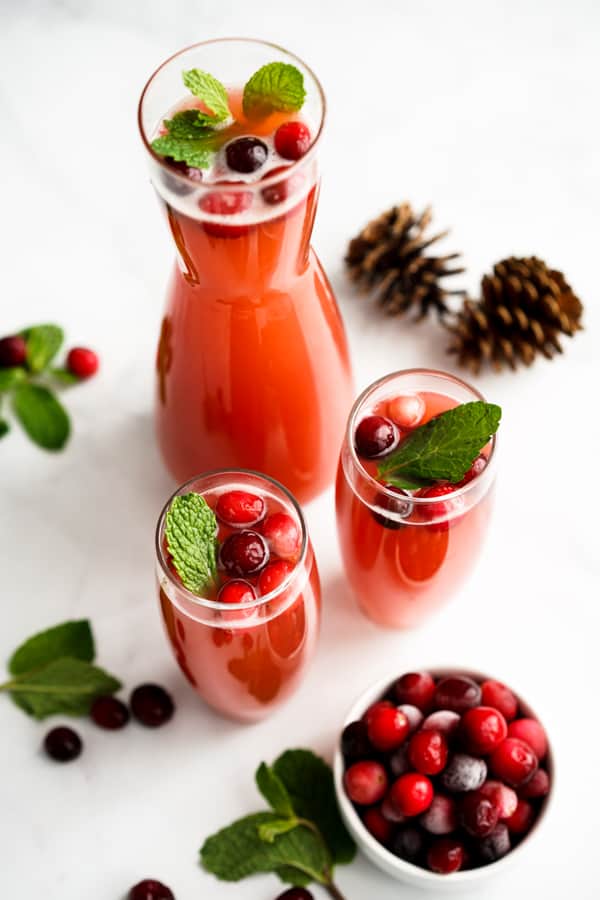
[1,1,599,898]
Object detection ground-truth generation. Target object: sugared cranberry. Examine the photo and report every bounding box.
[220,530,269,576]
[441,753,487,793]
[67,347,99,378]
[130,684,174,728]
[460,706,508,755]
[479,781,518,819]
[507,718,548,760]
[260,513,301,559]
[274,121,311,160]
[275,890,313,900]
[354,415,398,459]
[0,334,26,368]
[226,136,268,173]
[456,453,487,486]
[519,768,550,799]
[44,726,82,762]
[460,790,499,838]
[341,720,371,762]
[90,695,130,730]
[363,807,393,844]
[128,880,174,900]
[433,676,482,714]
[389,744,410,777]
[258,560,294,595]
[427,837,465,874]
[397,704,424,735]
[408,729,448,775]
[391,826,423,862]
[344,760,388,805]
[371,486,413,529]
[394,671,436,712]
[420,794,457,835]
[478,823,511,862]
[387,394,425,428]
[505,798,535,835]
[215,490,265,527]
[416,484,463,531]
[422,709,461,738]
[390,773,434,817]
[490,738,538,787]
[367,705,409,752]
[480,679,518,721]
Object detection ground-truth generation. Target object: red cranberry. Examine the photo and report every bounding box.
[344,760,388,805]
[372,485,413,529]
[441,753,487,793]
[480,679,518,721]
[367,705,409,751]
[397,704,424,735]
[422,709,461,738]
[387,394,425,428]
[507,718,548,761]
[200,188,252,217]
[354,415,398,459]
[460,789,499,837]
[128,880,174,900]
[215,490,265,527]
[90,695,129,730]
[226,136,268,173]
[220,530,269,576]
[261,165,292,205]
[419,794,457,835]
[505,798,535,835]
[394,671,436,711]
[520,768,550,799]
[479,780,518,819]
[408,729,448,775]
[260,512,301,558]
[363,699,394,727]
[416,484,463,531]
[44,726,82,762]
[218,579,256,604]
[490,738,538,787]
[275,890,313,900]
[341,720,371,761]
[433,675,482,713]
[391,826,423,862]
[363,806,393,843]
[67,347,99,378]
[274,121,311,160]
[461,706,508,755]
[381,791,407,822]
[0,334,26,368]
[257,559,294,595]
[390,773,434,817]
[130,684,174,728]
[456,453,488,486]
[427,837,465,874]
[478,823,511,862]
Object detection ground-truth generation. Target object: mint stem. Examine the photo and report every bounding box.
[325,881,348,900]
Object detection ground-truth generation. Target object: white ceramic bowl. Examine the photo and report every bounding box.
[333,668,554,893]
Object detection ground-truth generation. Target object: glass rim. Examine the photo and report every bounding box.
[155,467,308,611]
[137,37,326,192]
[345,367,498,505]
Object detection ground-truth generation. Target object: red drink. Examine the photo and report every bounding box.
[156,470,321,722]
[336,370,496,628]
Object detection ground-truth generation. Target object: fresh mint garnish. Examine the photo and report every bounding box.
[151,132,215,170]
[377,400,501,488]
[12,383,70,451]
[0,367,27,392]
[8,620,94,675]
[22,324,64,373]
[182,69,231,123]
[243,62,306,118]
[165,493,218,593]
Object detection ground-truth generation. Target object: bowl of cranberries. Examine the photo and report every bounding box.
[334,669,553,889]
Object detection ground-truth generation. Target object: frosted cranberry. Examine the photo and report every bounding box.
[128,880,174,900]
[441,753,487,793]
[341,720,371,761]
[394,671,436,711]
[390,773,434,817]
[0,335,26,367]
[461,706,508,755]
[480,680,518,721]
[505,799,535,835]
[363,807,393,844]
[433,676,482,713]
[355,415,398,458]
[480,781,518,819]
[408,729,448,775]
[507,718,548,761]
[363,700,394,728]
[381,792,407,822]
[391,826,423,862]
[216,490,265,527]
[367,705,409,752]
[372,486,412,529]
[67,347,99,378]
[419,794,457,835]
[422,710,461,738]
[456,453,487,486]
[258,560,294,595]
[130,684,174,727]
[344,760,388,805]
[387,393,425,428]
[490,738,538,787]
[460,790,499,837]
[275,890,313,900]
[226,136,268,173]
[220,530,269,576]
[90,695,129,730]
[478,823,511,862]
[389,744,410,777]
[44,726,82,762]
[274,121,311,160]
[427,837,465,874]
[397,704,424,735]
[520,768,550,799]
[261,513,301,558]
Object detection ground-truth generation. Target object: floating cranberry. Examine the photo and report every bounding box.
[433,676,482,714]
[390,772,434,817]
[67,347,99,378]
[461,706,508,755]
[274,121,311,160]
[427,837,465,874]
[507,718,548,761]
[387,393,425,429]
[479,781,518,819]
[397,704,424,735]
[394,671,436,711]
[391,826,423,862]
[340,720,371,762]
[478,823,511,862]
[456,453,488,486]
[505,798,535,835]
[220,530,269,576]
[422,709,461,738]
[367,705,409,752]
[218,579,256,605]
[490,737,538,787]
[460,790,499,838]
[130,684,174,728]
[408,729,448,775]
[261,512,301,558]
[363,807,393,844]
[344,760,388,805]
[261,165,292,205]
[441,753,487,793]
[0,334,26,368]
[372,486,413,530]
[416,484,462,531]
[90,695,130,730]
[480,679,518,721]
[258,560,294,595]
[44,726,82,762]
[275,890,313,900]
[226,136,268,173]
[420,794,457,835]
[128,880,175,900]
[354,415,398,459]
[200,188,252,217]
[215,490,265,527]
[520,768,550,799]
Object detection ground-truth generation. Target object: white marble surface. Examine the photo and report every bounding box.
[1,1,599,898]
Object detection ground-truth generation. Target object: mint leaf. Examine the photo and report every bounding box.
[243,62,306,118]
[258,818,299,843]
[12,383,70,450]
[0,419,8,439]
[378,401,501,486]
[22,324,64,373]
[8,620,94,677]
[162,110,215,139]
[182,69,231,122]
[165,493,218,593]
[151,133,214,170]
[0,367,27,392]
[256,762,295,818]
[49,367,80,386]
[3,657,121,719]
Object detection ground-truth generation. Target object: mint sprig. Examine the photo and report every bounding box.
[182,69,231,123]
[377,400,501,488]
[12,383,70,450]
[165,493,218,593]
[243,62,306,118]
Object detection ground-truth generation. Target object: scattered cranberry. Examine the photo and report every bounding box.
[408,729,448,775]
[478,823,511,862]
[354,415,398,459]
[363,807,392,844]
[220,530,269,576]
[479,780,518,819]
[440,753,487,793]
[433,676,482,714]
[90,695,130,730]
[460,789,499,837]
[394,671,436,712]
[275,890,313,900]
[341,720,371,762]
[226,136,268,173]
[215,490,265,527]
[128,880,174,900]
[490,738,538,787]
[0,334,26,368]
[480,679,518,721]
[258,560,294,595]
[344,760,388,805]
[419,794,457,835]
[505,798,535,835]
[461,706,508,755]
[520,768,550,799]
[456,453,487,486]
[44,726,82,762]
[67,347,99,378]
[390,773,434,817]
[387,393,425,428]
[416,484,462,531]
[367,705,409,752]
[372,485,413,530]
[507,718,548,761]
[397,704,424,735]
[274,121,311,160]
[260,512,301,558]
[422,709,461,738]
[427,837,465,874]
[391,826,423,862]
[130,684,174,728]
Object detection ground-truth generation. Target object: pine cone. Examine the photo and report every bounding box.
[446,256,584,372]
[346,203,465,320]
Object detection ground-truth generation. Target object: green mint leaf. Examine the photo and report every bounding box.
[9,620,94,676]
[243,62,306,118]
[165,492,218,593]
[256,762,295,818]
[151,134,214,170]
[258,818,298,843]
[4,657,121,719]
[49,367,80,386]
[182,69,231,122]
[22,324,64,373]
[273,749,356,866]
[162,110,216,138]
[273,866,312,887]
[378,401,501,485]
[0,367,27,392]
[0,419,8,439]
[12,383,70,451]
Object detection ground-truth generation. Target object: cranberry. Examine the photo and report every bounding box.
[220,530,269,576]
[218,579,256,604]
[519,768,550,799]
[387,394,425,429]
[416,484,463,531]
[90,695,130,730]
[274,121,311,160]
[397,704,424,735]
[128,880,174,900]
[505,798,535,835]
[490,738,538,787]
[67,347,99,378]
[408,729,448,775]
[261,165,292,205]
[381,792,407,822]
[44,726,82,762]
[478,823,511,862]
[363,699,394,727]
[367,705,409,752]
[422,709,461,738]
[460,790,499,837]
[419,794,457,835]
[391,826,423,862]
[394,671,436,711]
[275,890,313,900]
[215,490,265,527]
[130,684,174,728]
[372,485,413,530]
[461,706,508,755]
[363,807,393,843]
[261,512,301,558]
[0,335,26,368]
[507,718,548,760]
[433,676,482,714]
[427,837,465,874]
[480,679,518,721]
[354,415,398,459]
[389,744,410,777]
[390,773,434,817]
[226,136,268,173]
[258,560,294,595]
[340,720,371,762]
[441,753,487,793]
[456,453,487,486]
[479,781,518,819]
[200,188,252,217]
[344,760,388,805]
